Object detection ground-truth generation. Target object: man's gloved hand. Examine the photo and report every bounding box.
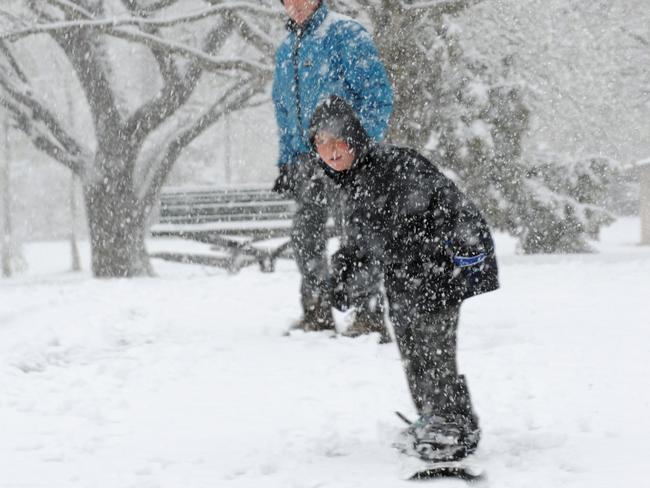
[272,164,297,195]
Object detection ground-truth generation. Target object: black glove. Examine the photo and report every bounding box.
[329,247,374,311]
[329,250,353,311]
[272,164,297,196]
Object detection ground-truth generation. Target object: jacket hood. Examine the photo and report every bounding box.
[309,95,373,182]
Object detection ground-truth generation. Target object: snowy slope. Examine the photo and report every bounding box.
[0,218,648,487]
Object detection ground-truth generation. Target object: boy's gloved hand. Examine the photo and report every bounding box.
[330,247,374,311]
[329,249,353,310]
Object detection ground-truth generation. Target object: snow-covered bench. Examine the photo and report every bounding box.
[149,185,335,273]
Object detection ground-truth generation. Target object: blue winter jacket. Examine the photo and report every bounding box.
[272,3,393,167]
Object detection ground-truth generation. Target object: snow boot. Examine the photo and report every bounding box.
[395,413,480,462]
[342,309,391,343]
[289,295,336,333]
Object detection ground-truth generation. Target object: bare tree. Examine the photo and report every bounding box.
[0,0,280,277]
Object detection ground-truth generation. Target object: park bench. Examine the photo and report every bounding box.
[149,185,337,273]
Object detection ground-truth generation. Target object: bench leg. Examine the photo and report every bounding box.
[259,255,275,273]
[227,251,246,274]
[258,238,295,273]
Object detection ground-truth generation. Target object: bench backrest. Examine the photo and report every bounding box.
[158,187,296,225]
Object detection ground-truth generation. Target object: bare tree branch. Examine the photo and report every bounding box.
[123,45,191,144]
[142,0,182,13]
[2,2,280,41]
[0,41,29,84]
[1,21,272,76]
[329,0,363,16]
[139,75,267,209]
[0,71,87,160]
[108,28,273,74]
[231,12,276,58]
[24,0,61,23]
[4,0,277,81]
[32,134,84,174]
[399,0,484,16]
[52,28,122,151]
[0,7,27,26]
[0,97,84,174]
[0,6,88,175]
[123,16,236,169]
[621,26,650,47]
[45,0,94,19]
[123,0,185,16]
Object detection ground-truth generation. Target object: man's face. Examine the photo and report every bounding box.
[315,131,355,172]
[282,0,319,25]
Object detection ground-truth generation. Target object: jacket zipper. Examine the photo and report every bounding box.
[292,28,305,141]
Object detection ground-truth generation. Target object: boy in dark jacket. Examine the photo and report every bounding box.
[309,96,499,462]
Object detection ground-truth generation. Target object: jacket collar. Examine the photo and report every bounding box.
[286,1,327,35]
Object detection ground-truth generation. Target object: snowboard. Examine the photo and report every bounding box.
[399,455,485,482]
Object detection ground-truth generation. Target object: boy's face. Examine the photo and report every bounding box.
[315,131,355,172]
[282,0,319,25]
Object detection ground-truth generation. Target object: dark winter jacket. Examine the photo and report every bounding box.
[310,100,499,313]
[272,2,393,167]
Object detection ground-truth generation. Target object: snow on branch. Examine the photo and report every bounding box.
[0,42,28,84]
[45,0,94,19]
[232,13,276,58]
[133,2,284,26]
[140,0,182,13]
[2,2,280,41]
[621,27,650,47]
[1,96,85,175]
[0,42,90,175]
[398,0,484,15]
[110,28,273,75]
[1,21,272,76]
[0,7,25,27]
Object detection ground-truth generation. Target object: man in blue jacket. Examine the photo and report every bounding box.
[272,0,394,337]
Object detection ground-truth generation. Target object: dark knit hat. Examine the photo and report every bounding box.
[309,95,371,156]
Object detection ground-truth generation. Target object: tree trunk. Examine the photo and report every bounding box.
[641,163,650,245]
[69,172,82,271]
[372,8,442,149]
[2,116,12,278]
[83,173,152,278]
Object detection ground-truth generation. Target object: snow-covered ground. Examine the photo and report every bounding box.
[1,218,648,488]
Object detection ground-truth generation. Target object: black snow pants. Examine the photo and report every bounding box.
[390,302,478,424]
